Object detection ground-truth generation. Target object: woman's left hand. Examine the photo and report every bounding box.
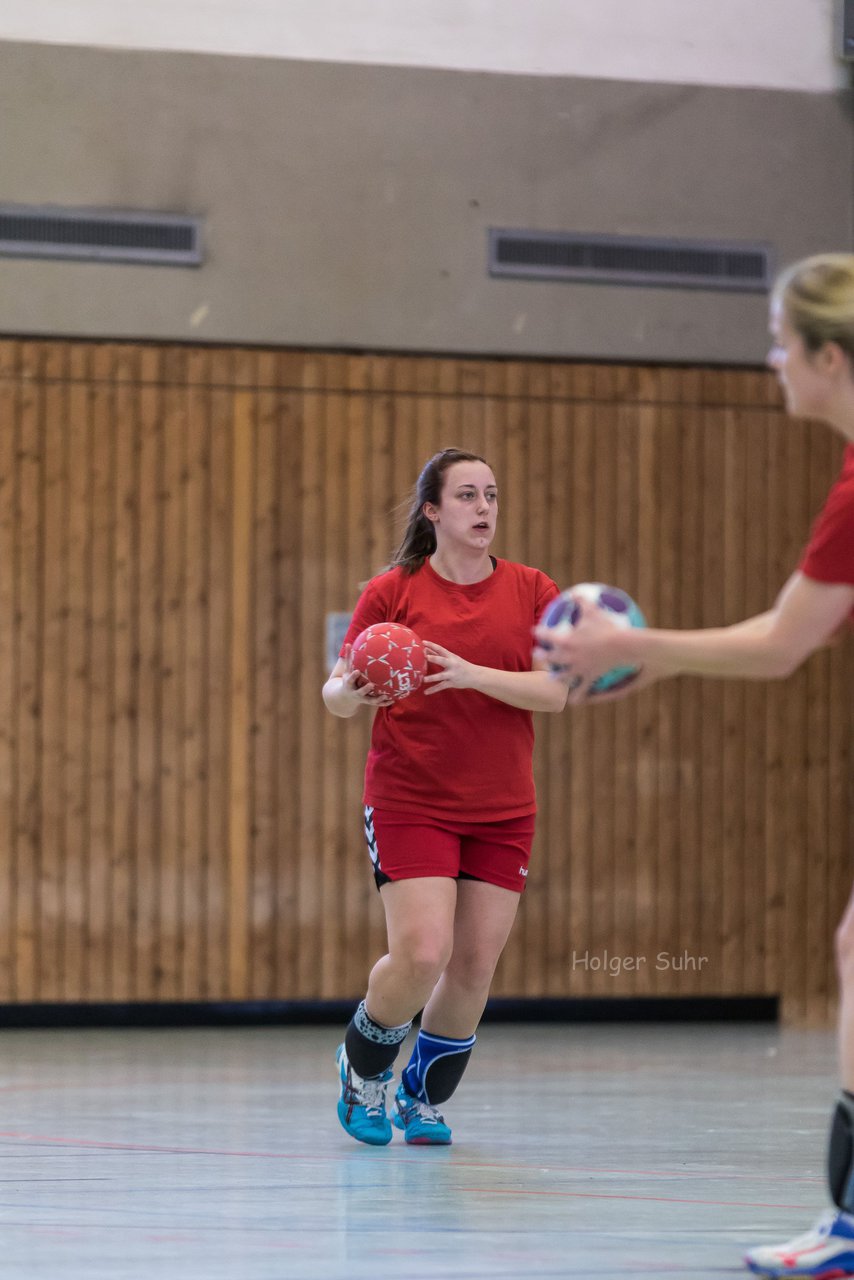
[421,641,481,694]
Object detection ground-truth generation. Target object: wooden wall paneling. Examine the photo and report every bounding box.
[543,397,571,997]
[250,370,281,1000]
[0,346,18,1000]
[8,348,29,998]
[14,344,45,1002]
[780,421,813,1023]
[39,344,69,1000]
[0,341,849,1018]
[654,406,682,990]
[340,379,372,997]
[763,409,788,999]
[721,408,747,994]
[297,363,325,997]
[366,368,396,578]
[479,362,515,993]
[611,403,640,994]
[135,347,165,1000]
[434,358,460,460]
[588,390,618,996]
[493,373,529,996]
[61,346,95,1002]
[805,428,835,1023]
[676,407,704,995]
[182,349,213,1000]
[157,364,187,999]
[525,374,552,995]
[634,405,660,994]
[275,387,304,996]
[565,395,595,996]
[698,407,726,1001]
[354,349,380,973]
[741,410,770,997]
[110,343,140,1001]
[205,353,236,999]
[412,358,436,473]
[336,366,370,1002]
[481,361,506,498]
[321,376,349,999]
[460,361,486,481]
[86,345,117,999]
[227,382,255,998]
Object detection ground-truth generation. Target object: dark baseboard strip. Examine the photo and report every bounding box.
[0,995,777,1029]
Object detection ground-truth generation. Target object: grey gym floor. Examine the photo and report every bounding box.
[0,1021,834,1278]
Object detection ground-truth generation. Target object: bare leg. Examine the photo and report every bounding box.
[364,877,457,1027]
[421,879,521,1038]
[836,883,854,1092]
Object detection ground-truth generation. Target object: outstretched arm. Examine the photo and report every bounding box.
[422,641,569,712]
[533,572,854,706]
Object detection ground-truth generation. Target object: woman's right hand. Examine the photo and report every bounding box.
[323,646,394,716]
[340,645,394,708]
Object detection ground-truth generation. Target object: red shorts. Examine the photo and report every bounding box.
[364,806,535,894]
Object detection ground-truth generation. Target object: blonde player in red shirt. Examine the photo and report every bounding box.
[533,253,854,1279]
[323,447,566,1146]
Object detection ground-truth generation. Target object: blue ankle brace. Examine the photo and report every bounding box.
[401,1030,476,1105]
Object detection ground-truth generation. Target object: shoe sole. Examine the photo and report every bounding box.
[392,1114,452,1145]
[746,1266,854,1279]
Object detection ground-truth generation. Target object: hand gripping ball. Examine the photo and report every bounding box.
[350,622,428,702]
[539,582,646,692]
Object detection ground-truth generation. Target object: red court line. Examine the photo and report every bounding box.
[457,1186,810,1209]
[0,1130,822,1191]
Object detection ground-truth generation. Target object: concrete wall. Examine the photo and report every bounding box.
[0,40,851,362]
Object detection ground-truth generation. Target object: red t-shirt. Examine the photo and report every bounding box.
[341,558,559,822]
[800,443,854,585]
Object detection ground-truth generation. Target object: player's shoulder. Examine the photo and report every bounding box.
[497,558,558,590]
[358,563,418,603]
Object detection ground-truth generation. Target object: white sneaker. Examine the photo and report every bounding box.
[745,1210,854,1277]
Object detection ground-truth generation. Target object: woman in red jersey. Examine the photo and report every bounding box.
[323,447,565,1146]
[533,254,854,1280]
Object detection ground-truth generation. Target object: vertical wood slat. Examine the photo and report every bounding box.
[249,379,280,1001]
[227,389,254,1000]
[0,345,17,997]
[297,365,325,999]
[275,389,304,997]
[87,346,117,999]
[0,338,849,1023]
[111,346,139,1001]
[159,374,188,999]
[181,356,211,1000]
[205,355,234,999]
[321,380,348,999]
[15,345,43,1001]
[135,346,164,1000]
[39,346,68,999]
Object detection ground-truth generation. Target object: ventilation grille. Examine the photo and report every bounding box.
[489,230,772,292]
[0,204,203,266]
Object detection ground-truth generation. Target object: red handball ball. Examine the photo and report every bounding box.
[350,622,428,702]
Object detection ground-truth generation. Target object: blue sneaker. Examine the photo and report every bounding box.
[392,1084,452,1145]
[335,1045,393,1146]
[745,1210,854,1277]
